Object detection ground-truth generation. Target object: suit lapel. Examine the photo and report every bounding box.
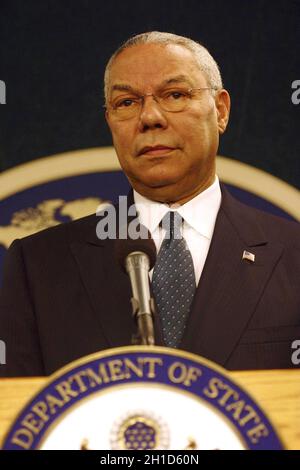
[69,192,164,348]
[70,236,135,348]
[180,187,284,366]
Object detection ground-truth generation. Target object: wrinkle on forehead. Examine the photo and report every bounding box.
[108,43,207,95]
[110,74,195,95]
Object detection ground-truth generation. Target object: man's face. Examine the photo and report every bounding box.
[105,43,230,204]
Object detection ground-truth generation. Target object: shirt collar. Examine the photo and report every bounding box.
[133,175,221,240]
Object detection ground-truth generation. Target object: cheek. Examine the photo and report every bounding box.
[178,121,210,150]
[112,131,133,163]
[110,127,137,174]
[182,108,218,146]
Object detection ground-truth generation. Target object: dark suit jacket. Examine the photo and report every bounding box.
[0,186,299,376]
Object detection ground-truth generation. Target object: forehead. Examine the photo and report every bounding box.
[108,43,207,91]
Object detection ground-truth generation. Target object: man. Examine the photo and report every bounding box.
[0,32,299,376]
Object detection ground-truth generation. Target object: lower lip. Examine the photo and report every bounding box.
[141,148,176,157]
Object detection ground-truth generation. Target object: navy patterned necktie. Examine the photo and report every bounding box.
[152,211,196,347]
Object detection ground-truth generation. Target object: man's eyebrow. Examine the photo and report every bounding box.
[159,75,194,87]
[111,84,136,93]
[110,75,194,94]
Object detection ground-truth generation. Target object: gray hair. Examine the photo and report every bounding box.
[104,31,223,103]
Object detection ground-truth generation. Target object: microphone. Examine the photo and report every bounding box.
[115,226,157,346]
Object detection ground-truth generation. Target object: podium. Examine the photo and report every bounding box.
[0,369,299,450]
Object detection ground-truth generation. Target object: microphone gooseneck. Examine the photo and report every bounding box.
[115,226,157,346]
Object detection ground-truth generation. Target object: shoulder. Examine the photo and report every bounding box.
[10,213,99,253]
[220,185,300,250]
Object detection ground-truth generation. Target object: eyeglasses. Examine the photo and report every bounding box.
[104,87,218,120]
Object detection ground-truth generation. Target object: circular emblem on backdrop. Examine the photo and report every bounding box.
[110,410,169,450]
[1,346,284,450]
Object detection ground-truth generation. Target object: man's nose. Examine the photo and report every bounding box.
[138,95,168,132]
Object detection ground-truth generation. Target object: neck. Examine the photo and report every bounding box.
[138,174,216,207]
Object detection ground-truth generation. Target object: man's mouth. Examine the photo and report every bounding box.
[138,145,176,156]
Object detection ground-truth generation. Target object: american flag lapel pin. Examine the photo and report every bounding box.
[242,250,255,263]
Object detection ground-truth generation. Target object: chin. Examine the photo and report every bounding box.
[142,177,179,189]
[142,168,182,186]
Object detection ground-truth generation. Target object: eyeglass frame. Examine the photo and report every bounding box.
[103,86,220,118]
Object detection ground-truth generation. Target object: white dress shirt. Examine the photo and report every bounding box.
[133,176,222,286]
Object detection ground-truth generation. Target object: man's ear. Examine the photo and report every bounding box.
[215,89,231,134]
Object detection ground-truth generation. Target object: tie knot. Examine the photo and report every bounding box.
[161,211,183,239]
